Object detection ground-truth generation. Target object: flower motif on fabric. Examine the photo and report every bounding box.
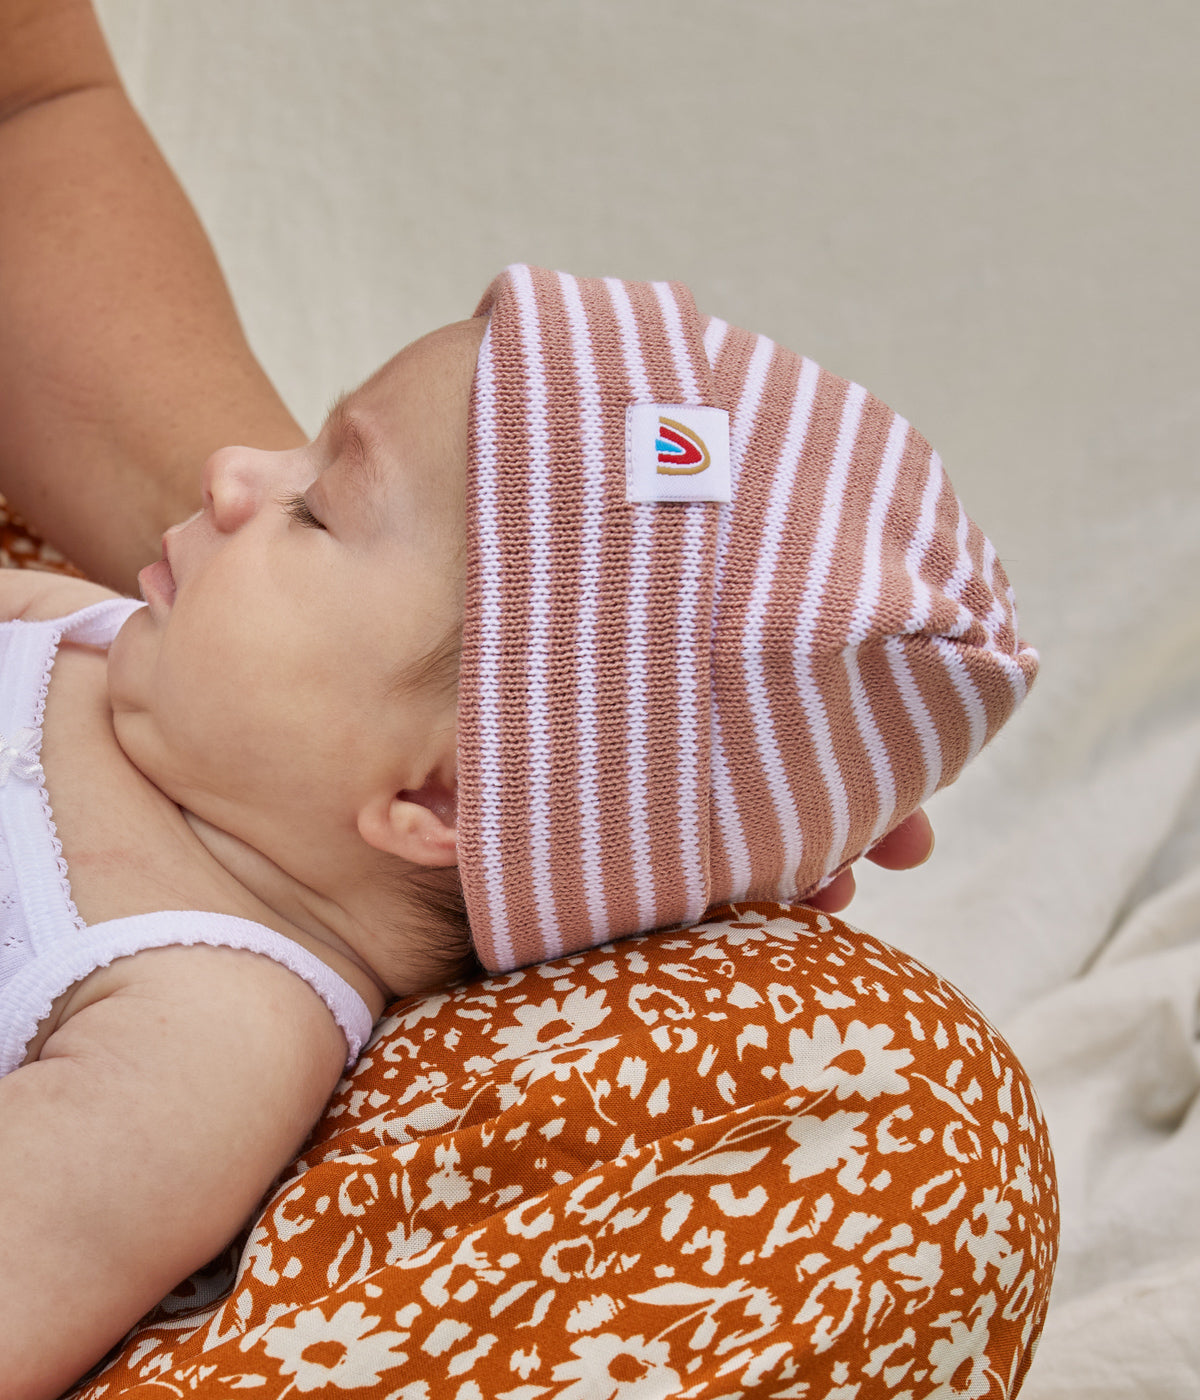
[256,1302,410,1391]
[551,1332,682,1399]
[781,1015,914,1101]
[492,988,612,1060]
[0,728,43,785]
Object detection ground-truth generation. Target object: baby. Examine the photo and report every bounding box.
[0,264,1036,1398]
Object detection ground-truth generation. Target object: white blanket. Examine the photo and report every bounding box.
[853,487,1200,1396]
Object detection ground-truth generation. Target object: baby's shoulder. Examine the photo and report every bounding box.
[34,941,350,1093]
[0,570,122,623]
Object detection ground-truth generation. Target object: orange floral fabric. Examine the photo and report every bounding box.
[71,904,1057,1398]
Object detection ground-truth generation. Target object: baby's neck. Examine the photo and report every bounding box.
[181,811,390,1017]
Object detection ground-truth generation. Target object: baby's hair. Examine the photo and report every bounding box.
[386,615,475,988]
[387,618,462,700]
[403,865,478,988]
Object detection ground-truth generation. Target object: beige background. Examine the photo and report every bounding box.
[94,3,1200,1392]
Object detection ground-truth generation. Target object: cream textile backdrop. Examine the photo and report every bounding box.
[94,3,1200,1394]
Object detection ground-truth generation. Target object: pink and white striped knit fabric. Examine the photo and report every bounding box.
[458,265,1037,972]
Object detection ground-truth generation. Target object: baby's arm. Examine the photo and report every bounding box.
[0,560,119,622]
[0,0,304,593]
[0,943,349,1400]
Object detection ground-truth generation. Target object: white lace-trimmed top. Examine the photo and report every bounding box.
[0,598,375,1077]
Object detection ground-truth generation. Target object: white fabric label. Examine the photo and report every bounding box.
[625,403,731,503]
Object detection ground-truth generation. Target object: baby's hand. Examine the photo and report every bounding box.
[804,808,935,914]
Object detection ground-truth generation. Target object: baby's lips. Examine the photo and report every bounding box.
[138,554,176,610]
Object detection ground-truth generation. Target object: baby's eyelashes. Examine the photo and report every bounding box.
[280,492,327,531]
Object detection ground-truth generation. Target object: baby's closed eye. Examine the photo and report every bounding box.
[280,492,326,530]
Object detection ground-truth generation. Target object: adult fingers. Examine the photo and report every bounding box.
[802,867,856,913]
[865,808,935,871]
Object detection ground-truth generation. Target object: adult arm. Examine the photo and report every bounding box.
[0,0,304,594]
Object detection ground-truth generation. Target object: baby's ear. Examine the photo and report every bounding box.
[358,774,458,868]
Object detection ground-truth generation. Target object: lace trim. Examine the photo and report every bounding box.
[25,600,144,940]
[32,627,87,936]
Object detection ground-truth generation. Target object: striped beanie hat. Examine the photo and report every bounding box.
[457,265,1037,973]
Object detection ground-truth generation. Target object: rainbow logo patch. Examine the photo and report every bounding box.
[655,417,711,475]
[626,402,731,504]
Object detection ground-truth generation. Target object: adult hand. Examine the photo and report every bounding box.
[804,808,935,914]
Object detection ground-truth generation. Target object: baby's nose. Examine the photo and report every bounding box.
[202,444,282,532]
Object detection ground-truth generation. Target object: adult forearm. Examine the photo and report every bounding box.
[0,1,303,593]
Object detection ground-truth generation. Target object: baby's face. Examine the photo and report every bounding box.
[108,317,485,885]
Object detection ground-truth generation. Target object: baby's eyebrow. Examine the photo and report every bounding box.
[321,391,386,503]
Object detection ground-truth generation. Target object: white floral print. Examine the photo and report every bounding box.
[256,1302,410,1391]
[781,1015,914,1100]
